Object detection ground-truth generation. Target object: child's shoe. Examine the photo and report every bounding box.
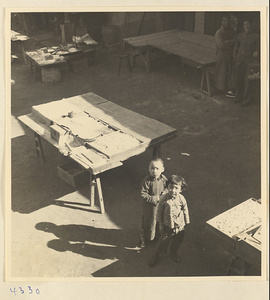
[148,252,159,267]
[139,241,146,249]
[226,90,235,98]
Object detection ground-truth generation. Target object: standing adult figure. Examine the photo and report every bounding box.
[233,20,260,104]
[214,16,236,97]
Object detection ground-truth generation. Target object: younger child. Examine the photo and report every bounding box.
[140,158,167,248]
[149,175,190,266]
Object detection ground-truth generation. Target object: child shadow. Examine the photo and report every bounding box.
[35,221,138,249]
[47,239,126,260]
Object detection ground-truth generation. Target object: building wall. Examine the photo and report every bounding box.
[103,12,195,39]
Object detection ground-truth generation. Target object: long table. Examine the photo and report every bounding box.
[18,92,177,214]
[124,29,216,96]
[206,198,262,275]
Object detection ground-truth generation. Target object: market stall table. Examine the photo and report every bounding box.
[124,29,216,96]
[26,43,100,81]
[26,47,68,82]
[206,198,262,275]
[18,92,177,214]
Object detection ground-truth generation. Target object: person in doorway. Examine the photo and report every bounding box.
[148,175,190,267]
[234,19,260,105]
[139,158,167,248]
[214,16,236,97]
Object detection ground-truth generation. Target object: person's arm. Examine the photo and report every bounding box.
[214,30,235,50]
[181,195,190,225]
[160,176,168,196]
[157,194,166,235]
[253,33,260,58]
[233,33,241,61]
[141,179,159,205]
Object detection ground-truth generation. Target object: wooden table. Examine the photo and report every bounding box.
[18,92,177,214]
[26,43,100,80]
[11,30,30,63]
[124,29,216,96]
[206,198,262,275]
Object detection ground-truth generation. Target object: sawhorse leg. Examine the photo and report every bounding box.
[19,43,28,64]
[139,46,151,73]
[201,67,212,96]
[34,132,45,162]
[89,173,105,214]
[89,173,96,207]
[130,46,135,67]
[118,54,133,75]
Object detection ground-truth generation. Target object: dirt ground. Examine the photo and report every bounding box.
[10,37,261,278]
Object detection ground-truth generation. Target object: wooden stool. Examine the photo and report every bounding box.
[118,54,133,75]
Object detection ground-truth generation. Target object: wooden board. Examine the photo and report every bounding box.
[66,92,177,144]
[99,102,177,141]
[124,29,216,67]
[20,92,177,174]
[54,112,113,141]
[18,113,123,174]
[26,51,66,67]
[207,198,261,239]
[177,30,215,49]
[124,29,178,46]
[86,130,144,161]
[150,39,215,66]
[32,100,81,126]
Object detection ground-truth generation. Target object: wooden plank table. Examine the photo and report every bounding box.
[206,198,262,275]
[26,43,100,80]
[124,29,216,96]
[18,92,177,214]
[26,47,70,81]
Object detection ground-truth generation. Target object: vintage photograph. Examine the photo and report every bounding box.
[7,10,265,279]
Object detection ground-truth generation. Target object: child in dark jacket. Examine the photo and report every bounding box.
[140,158,167,248]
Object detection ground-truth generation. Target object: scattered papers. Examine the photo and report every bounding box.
[72,33,98,45]
[81,33,98,45]
[181,152,190,156]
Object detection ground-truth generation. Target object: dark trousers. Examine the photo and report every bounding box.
[155,226,185,256]
[235,61,249,102]
[235,61,260,104]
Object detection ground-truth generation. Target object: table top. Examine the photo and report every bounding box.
[124,29,216,67]
[26,47,67,67]
[19,92,177,174]
[26,43,100,67]
[11,30,29,42]
[206,198,262,251]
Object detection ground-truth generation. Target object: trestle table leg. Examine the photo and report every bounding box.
[89,174,105,214]
[89,173,96,207]
[34,133,45,162]
[96,176,105,214]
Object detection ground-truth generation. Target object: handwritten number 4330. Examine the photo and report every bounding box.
[10,286,40,296]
